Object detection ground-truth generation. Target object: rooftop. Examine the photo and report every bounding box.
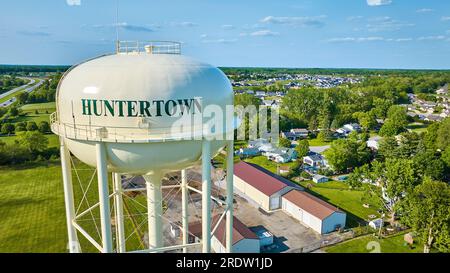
[234,161,301,196]
[188,215,258,246]
[282,190,343,220]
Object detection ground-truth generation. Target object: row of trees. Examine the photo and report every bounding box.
[0,131,58,165]
[0,121,51,135]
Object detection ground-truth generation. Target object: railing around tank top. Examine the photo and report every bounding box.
[50,112,232,143]
[116,41,181,55]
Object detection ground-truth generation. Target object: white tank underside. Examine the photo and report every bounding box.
[66,138,226,175]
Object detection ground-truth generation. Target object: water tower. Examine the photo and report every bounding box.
[50,41,236,253]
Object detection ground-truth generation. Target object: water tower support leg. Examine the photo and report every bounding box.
[181,169,189,253]
[113,173,126,253]
[95,142,113,253]
[225,140,234,253]
[60,138,80,253]
[201,140,212,253]
[144,173,163,251]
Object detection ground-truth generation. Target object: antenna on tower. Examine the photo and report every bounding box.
[115,0,120,52]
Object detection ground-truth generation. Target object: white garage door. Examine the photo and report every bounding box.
[283,200,302,220]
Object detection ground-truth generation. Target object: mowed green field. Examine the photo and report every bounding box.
[0,160,150,253]
[0,163,68,252]
[0,134,59,148]
[325,232,422,253]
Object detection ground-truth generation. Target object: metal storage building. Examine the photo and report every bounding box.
[282,190,346,234]
[233,161,301,211]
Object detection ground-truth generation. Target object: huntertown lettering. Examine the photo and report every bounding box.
[81,98,202,117]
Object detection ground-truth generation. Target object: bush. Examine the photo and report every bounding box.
[1,123,15,135]
[15,122,27,132]
[26,121,38,131]
[38,121,50,134]
[0,143,31,165]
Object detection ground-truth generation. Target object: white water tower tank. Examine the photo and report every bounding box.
[52,41,234,175]
[52,41,237,253]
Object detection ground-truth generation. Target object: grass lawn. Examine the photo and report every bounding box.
[308,138,332,147]
[407,122,429,133]
[0,162,68,252]
[324,232,423,253]
[298,181,381,228]
[0,89,25,104]
[20,102,56,112]
[0,134,59,148]
[0,160,148,252]
[244,155,297,174]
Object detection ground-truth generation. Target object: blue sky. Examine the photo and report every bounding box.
[1,0,450,69]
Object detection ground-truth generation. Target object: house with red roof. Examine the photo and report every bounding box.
[234,161,301,212]
[188,215,260,253]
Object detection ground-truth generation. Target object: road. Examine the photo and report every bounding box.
[0,78,44,107]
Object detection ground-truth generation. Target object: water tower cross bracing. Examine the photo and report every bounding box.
[51,41,237,253]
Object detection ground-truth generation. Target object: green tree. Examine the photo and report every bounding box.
[14,122,27,132]
[377,137,399,159]
[400,178,450,253]
[15,91,28,105]
[379,105,408,137]
[442,146,450,168]
[436,118,450,150]
[324,138,370,173]
[278,137,291,148]
[1,123,15,135]
[9,107,19,117]
[353,110,377,131]
[234,93,261,108]
[38,121,50,134]
[26,121,38,131]
[423,122,440,150]
[295,139,309,158]
[18,131,48,153]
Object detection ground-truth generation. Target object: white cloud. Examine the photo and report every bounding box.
[221,24,235,30]
[366,16,414,32]
[442,17,450,21]
[66,0,81,6]
[91,22,154,33]
[418,35,446,41]
[416,8,433,13]
[200,34,208,38]
[201,38,237,44]
[347,16,363,21]
[260,15,326,27]
[18,30,51,37]
[367,0,392,6]
[249,30,279,37]
[170,21,198,27]
[327,36,384,43]
[394,38,413,42]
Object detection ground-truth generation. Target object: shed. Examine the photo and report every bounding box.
[188,216,260,253]
[312,174,329,183]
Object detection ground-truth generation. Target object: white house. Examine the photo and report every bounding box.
[303,153,326,167]
[282,190,346,234]
[234,161,301,211]
[343,123,361,132]
[188,216,260,253]
[312,174,329,183]
[248,138,269,149]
